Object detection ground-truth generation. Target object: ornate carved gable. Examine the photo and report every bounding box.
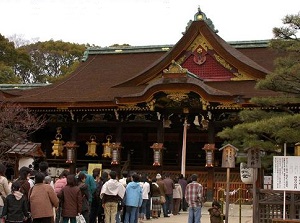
[176,35,255,81]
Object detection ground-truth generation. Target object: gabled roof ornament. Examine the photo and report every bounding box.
[163,60,188,74]
[193,6,218,33]
[194,6,207,21]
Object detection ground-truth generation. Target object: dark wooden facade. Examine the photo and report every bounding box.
[0,10,282,201]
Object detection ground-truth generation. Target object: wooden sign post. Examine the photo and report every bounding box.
[220,144,238,223]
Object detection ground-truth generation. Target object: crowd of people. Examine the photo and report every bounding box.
[0,161,209,223]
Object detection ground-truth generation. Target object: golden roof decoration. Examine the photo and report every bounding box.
[163,60,188,74]
[165,91,189,102]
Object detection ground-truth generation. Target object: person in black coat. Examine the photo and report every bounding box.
[1,181,30,223]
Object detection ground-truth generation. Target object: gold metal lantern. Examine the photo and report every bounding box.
[86,135,98,157]
[51,127,64,157]
[102,135,112,158]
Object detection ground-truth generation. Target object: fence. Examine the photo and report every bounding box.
[135,169,252,204]
[258,190,300,223]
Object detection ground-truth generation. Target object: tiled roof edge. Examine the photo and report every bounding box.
[0,83,51,90]
[87,45,173,54]
[83,40,270,56]
[228,39,270,48]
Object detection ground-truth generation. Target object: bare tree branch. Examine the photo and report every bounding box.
[0,102,47,165]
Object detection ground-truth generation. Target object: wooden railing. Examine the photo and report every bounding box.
[258,190,300,223]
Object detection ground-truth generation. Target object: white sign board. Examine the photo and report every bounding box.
[273,156,300,191]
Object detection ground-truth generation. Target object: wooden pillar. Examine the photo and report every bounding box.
[206,120,215,201]
[115,124,122,142]
[157,120,164,143]
[70,122,78,174]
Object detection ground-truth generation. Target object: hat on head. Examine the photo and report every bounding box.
[212,201,221,208]
[156,173,161,179]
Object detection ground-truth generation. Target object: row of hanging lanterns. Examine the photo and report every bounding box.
[51,127,220,167]
[51,128,122,164]
[52,129,242,168]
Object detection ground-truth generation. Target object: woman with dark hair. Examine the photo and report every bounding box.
[78,172,90,223]
[16,167,31,200]
[138,174,150,222]
[123,174,142,223]
[29,172,59,223]
[54,170,69,223]
[54,170,69,195]
[39,162,49,176]
[1,181,30,223]
[58,175,82,223]
[0,163,11,216]
[150,178,161,219]
[172,177,182,215]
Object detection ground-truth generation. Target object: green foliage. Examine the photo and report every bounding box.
[0,62,21,84]
[0,34,17,66]
[20,40,86,83]
[0,34,22,83]
[0,34,87,84]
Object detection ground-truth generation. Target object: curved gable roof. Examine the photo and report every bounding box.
[116,20,270,87]
[0,20,276,109]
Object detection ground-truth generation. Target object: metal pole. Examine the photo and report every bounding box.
[283,142,287,220]
[253,168,257,223]
[239,188,241,223]
[225,168,230,223]
[181,119,187,177]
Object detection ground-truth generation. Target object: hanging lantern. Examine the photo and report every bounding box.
[102,135,112,158]
[151,143,164,166]
[86,135,98,156]
[111,143,122,165]
[219,144,238,168]
[51,127,64,157]
[64,141,78,163]
[203,144,216,167]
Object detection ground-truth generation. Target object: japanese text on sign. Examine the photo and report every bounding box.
[273,156,300,191]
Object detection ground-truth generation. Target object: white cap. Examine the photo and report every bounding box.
[156,173,162,179]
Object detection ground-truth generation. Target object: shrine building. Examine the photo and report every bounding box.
[0,8,281,201]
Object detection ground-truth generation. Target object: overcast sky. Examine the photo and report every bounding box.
[1,0,299,47]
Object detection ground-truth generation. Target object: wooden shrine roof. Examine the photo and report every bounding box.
[0,20,281,110]
[7,142,45,157]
